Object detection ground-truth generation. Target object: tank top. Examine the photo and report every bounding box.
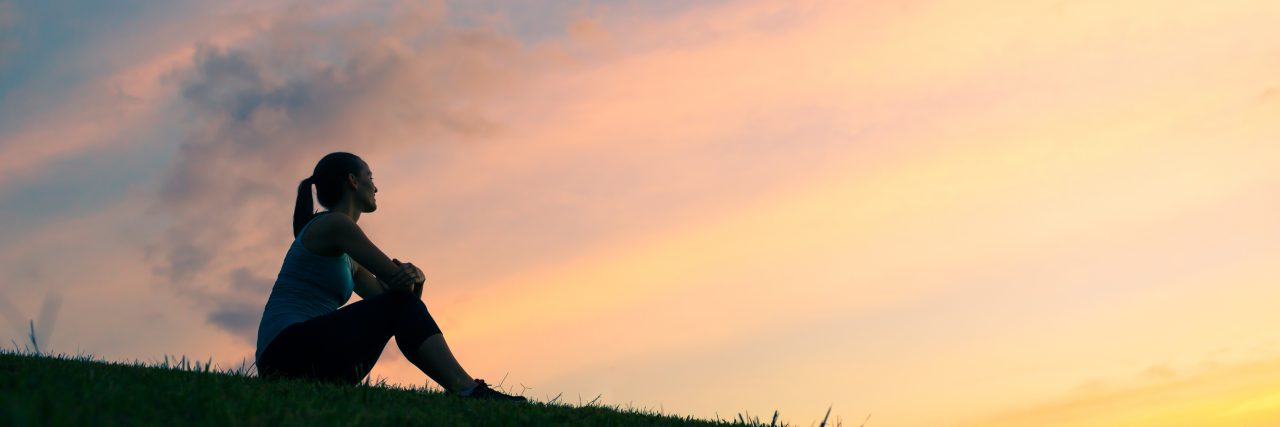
[255,212,356,363]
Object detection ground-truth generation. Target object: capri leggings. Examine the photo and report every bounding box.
[256,290,442,386]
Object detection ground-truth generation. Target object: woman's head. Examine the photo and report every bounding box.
[293,152,378,236]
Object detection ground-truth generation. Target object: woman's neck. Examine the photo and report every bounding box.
[328,199,362,223]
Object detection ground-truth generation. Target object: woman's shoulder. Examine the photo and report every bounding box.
[307,211,360,234]
[300,212,357,256]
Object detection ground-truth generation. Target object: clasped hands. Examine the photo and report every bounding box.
[387,258,426,298]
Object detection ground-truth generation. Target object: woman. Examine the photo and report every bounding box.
[255,152,526,402]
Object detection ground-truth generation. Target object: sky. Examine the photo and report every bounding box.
[2,0,1280,425]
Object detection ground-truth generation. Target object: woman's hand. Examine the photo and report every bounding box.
[379,260,417,292]
[392,259,426,297]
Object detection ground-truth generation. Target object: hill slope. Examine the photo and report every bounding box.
[0,352,788,427]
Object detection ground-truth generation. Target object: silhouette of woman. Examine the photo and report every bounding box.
[254,152,526,401]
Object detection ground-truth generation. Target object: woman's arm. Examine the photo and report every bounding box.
[353,262,424,299]
[322,214,420,292]
[352,263,387,299]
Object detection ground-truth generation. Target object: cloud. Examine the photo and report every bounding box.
[1141,364,1177,381]
[229,267,273,294]
[149,2,537,342]
[958,356,1280,427]
[206,302,260,345]
[201,268,274,344]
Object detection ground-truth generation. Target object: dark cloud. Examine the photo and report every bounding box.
[177,47,270,123]
[207,302,261,345]
[188,269,274,344]
[149,2,535,340]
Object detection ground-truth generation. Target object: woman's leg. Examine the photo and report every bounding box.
[372,292,480,392]
[256,308,393,386]
[411,333,479,392]
[258,290,478,390]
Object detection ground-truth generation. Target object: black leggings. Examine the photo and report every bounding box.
[256,290,442,386]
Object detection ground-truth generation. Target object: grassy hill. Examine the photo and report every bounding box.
[1,350,829,427]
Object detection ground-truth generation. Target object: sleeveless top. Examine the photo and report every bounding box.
[255,212,356,363]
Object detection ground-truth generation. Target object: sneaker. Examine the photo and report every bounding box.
[461,379,528,402]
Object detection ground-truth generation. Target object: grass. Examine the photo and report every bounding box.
[0,346,849,427]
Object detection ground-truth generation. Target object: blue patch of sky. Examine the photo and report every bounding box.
[0,0,192,131]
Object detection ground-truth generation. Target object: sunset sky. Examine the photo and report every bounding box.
[3,0,1280,425]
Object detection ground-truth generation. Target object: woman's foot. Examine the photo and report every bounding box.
[458,379,528,402]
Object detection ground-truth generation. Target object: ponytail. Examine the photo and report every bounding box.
[293,176,316,237]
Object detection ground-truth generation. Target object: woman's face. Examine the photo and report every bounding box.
[353,162,378,212]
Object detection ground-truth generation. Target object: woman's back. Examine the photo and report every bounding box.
[256,212,356,363]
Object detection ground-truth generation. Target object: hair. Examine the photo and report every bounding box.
[293,152,366,237]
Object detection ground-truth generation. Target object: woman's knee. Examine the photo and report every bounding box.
[377,289,422,307]
[373,291,441,347]
[373,290,434,319]
[371,289,415,306]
